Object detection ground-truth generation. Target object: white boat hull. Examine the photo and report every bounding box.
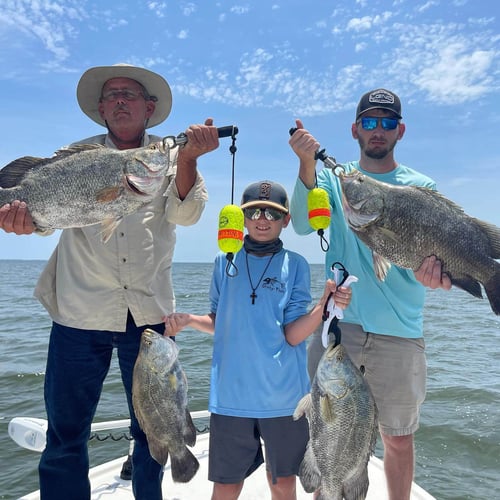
[19,431,435,499]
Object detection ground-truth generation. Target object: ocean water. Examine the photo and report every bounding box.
[0,260,499,499]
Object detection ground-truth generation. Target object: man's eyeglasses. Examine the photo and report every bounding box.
[359,116,399,131]
[101,90,146,102]
[243,207,286,221]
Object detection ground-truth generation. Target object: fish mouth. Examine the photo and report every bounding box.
[125,173,163,196]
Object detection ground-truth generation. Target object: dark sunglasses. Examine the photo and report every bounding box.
[243,207,286,221]
[359,116,399,131]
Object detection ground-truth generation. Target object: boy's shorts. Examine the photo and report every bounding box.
[307,322,426,436]
[208,413,309,484]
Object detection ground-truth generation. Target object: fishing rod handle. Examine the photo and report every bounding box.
[173,125,238,147]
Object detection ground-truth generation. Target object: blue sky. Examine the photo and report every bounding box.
[0,0,498,263]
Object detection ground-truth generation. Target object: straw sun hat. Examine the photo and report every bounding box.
[76,63,172,128]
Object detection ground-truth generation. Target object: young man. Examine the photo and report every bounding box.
[0,63,220,499]
[165,180,352,500]
[289,88,452,500]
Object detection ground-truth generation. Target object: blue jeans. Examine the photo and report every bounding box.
[39,314,165,500]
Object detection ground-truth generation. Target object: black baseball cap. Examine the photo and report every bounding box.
[240,181,289,213]
[356,88,402,120]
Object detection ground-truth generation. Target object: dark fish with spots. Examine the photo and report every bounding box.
[339,169,500,315]
[0,141,172,242]
[132,328,199,482]
[294,343,378,499]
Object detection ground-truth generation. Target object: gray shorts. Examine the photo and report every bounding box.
[307,322,426,436]
[208,413,309,484]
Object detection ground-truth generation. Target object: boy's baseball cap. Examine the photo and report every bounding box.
[240,181,289,213]
[356,88,402,119]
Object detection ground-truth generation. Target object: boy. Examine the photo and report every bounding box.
[165,180,351,500]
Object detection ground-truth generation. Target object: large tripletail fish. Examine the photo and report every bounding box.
[339,169,500,315]
[0,142,173,242]
[132,329,199,482]
[294,343,378,500]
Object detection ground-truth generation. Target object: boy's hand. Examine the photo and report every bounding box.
[163,313,191,336]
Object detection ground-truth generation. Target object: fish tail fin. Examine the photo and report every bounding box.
[343,466,369,499]
[170,447,200,483]
[484,267,500,315]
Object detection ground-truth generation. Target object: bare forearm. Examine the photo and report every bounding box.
[164,312,215,336]
[284,298,327,346]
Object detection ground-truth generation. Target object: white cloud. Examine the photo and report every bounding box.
[230,6,250,15]
[0,0,86,63]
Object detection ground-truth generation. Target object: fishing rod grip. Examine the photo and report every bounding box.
[173,125,238,147]
[217,125,238,138]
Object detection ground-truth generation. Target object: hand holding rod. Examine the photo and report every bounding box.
[289,126,342,173]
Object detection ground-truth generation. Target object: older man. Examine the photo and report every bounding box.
[0,63,219,500]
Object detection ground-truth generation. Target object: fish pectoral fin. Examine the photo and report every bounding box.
[96,186,123,203]
[293,393,312,420]
[298,442,321,493]
[372,252,391,281]
[183,408,197,447]
[319,394,339,422]
[99,217,123,243]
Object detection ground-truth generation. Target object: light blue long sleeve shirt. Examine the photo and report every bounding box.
[291,161,436,339]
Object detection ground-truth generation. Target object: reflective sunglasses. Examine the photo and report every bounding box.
[243,207,286,221]
[359,116,399,131]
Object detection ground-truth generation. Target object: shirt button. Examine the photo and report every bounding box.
[122,257,127,263]
[123,285,128,290]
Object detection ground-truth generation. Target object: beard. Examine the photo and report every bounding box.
[358,135,397,160]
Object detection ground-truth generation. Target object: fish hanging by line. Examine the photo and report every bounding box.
[132,328,199,482]
[294,342,378,499]
[339,169,500,315]
[0,141,174,242]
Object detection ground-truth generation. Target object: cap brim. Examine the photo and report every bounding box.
[76,64,172,128]
[357,106,402,120]
[240,200,289,213]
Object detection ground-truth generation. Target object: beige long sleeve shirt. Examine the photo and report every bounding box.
[34,133,208,331]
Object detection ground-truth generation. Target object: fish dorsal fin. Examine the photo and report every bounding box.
[474,219,500,258]
[183,408,197,447]
[0,144,106,188]
[416,186,468,213]
[53,143,106,158]
[0,156,44,188]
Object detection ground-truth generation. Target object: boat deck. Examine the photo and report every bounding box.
[20,432,435,499]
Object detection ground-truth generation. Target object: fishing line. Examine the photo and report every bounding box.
[289,127,331,252]
[216,126,244,277]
